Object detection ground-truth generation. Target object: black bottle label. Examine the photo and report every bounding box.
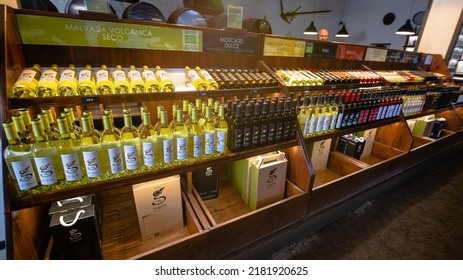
[231,127,243,152]
[260,122,269,145]
[242,125,252,149]
[252,124,261,147]
[268,122,276,143]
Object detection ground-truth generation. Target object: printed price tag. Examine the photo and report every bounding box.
[81,96,99,103]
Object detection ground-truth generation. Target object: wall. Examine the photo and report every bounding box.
[417,0,463,58]
[44,0,429,50]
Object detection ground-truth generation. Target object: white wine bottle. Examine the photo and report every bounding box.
[185,66,207,91]
[3,121,39,191]
[12,114,35,147]
[139,109,156,167]
[37,112,60,144]
[80,115,102,179]
[169,104,179,130]
[77,64,97,96]
[201,106,216,157]
[195,66,219,90]
[153,105,164,135]
[142,65,160,93]
[157,109,174,164]
[36,64,60,97]
[62,108,82,141]
[42,107,59,134]
[120,111,141,171]
[101,114,124,175]
[82,111,101,139]
[96,64,114,95]
[173,109,189,162]
[127,65,145,94]
[188,106,203,159]
[56,116,84,182]
[155,66,175,92]
[10,64,41,98]
[31,118,63,185]
[103,109,121,137]
[18,108,33,136]
[112,65,129,94]
[215,104,228,155]
[57,64,78,96]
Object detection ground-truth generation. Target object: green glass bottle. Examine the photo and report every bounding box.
[12,114,35,147]
[10,64,41,98]
[57,64,78,96]
[158,109,174,164]
[101,114,124,175]
[3,121,39,191]
[37,112,60,144]
[173,109,189,162]
[56,116,84,182]
[120,111,141,171]
[112,65,129,94]
[139,109,156,167]
[80,116,103,179]
[188,107,203,159]
[202,106,216,156]
[77,64,97,96]
[215,104,228,154]
[36,64,60,97]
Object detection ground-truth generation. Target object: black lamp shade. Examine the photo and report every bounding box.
[396,19,415,35]
[335,24,349,37]
[304,21,318,35]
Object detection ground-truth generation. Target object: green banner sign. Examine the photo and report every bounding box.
[16,14,202,52]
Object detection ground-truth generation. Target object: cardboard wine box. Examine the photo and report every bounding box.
[49,195,94,216]
[336,134,354,154]
[429,118,446,139]
[307,139,332,172]
[193,165,219,200]
[357,128,377,158]
[249,151,288,210]
[132,175,184,241]
[49,204,102,260]
[345,136,366,160]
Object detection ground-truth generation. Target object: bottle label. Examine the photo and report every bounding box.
[188,70,201,82]
[17,69,37,83]
[309,116,318,134]
[204,132,215,155]
[251,125,260,146]
[123,145,139,170]
[79,69,92,82]
[11,158,39,190]
[142,141,155,166]
[34,156,58,185]
[176,137,188,160]
[108,147,123,174]
[268,122,276,142]
[163,139,174,163]
[232,127,244,150]
[243,125,252,147]
[112,69,127,82]
[129,70,143,81]
[61,153,82,181]
[39,70,58,82]
[323,114,332,131]
[316,115,325,133]
[143,70,156,81]
[335,112,344,129]
[60,69,76,81]
[96,69,109,83]
[260,123,268,144]
[330,112,338,130]
[275,121,284,141]
[216,131,226,152]
[193,135,202,157]
[157,70,169,81]
[303,116,310,135]
[83,150,101,178]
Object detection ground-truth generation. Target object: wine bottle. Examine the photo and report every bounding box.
[251,102,261,148]
[153,105,164,135]
[314,93,327,135]
[215,104,228,154]
[36,64,60,97]
[169,103,179,130]
[56,116,84,182]
[112,65,129,94]
[3,121,39,191]
[42,107,59,135]
[259,101,269,146]
[77,64,97,96]
[185,66,207,91]
[18,108,33,135]
[62,108,82,140]
[57,64,78,96]
[101,114,124,175]
[198,101,207,127]
[274,100,285,142]
[82,111,101,139]
[195,66,219,90]
[229,104,244,152]
[202,106,216,156]
[307,94,318,136]
[322,93,333,133]
[120,111,141,171]
[329,93,340,132]
[155,66,175,92]
[188,106,203,159]
[173,109,189,162]
[31,118,63,185]
[10,64,41,98]
[80,115,102,178]
[37,112,60,144]
[207,68,226,89]
[12,114,35,147]
[139,109,156,167]
[282,99,293,140]
[142,65,160,93]
[127,65,145,94]
[267,101,277,144]
[158,109,174,164]
[103,109,121,137]
[96,65,114,95]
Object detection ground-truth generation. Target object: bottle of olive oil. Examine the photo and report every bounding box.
[36,64,60,97]
[10,64,41,98]
[101,114,124,175]
[155,66,175,92]
[142,65,160,93]
[112,65,129,94]
[80,115,102,179]
[188,106,203,159]
[77,64,97,96]
[127,65,145,94]
[31,118,63,185]
[56,116,84,182]
[96,65,114,95]
[3,121,40,191]
[57,64,78,96]
[120,111,141,171]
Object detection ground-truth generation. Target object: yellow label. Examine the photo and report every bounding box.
[263,37,306,57]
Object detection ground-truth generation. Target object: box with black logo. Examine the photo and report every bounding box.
[429,118,446,139]
[336,134,354,154]
[49,204,102,260]
[49,195,94,216]
[345,136,365,160]
[193,165,219,200]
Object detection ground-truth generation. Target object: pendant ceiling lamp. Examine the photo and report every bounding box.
[336,0,349,37]
[396,0,416,35]
[304,21,318,35]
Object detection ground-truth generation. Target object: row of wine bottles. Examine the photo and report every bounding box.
[9,63,279,99]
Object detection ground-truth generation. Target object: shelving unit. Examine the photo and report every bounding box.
[1,5,462,260]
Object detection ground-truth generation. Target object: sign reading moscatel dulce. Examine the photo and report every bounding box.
[203,32,259,55]
[336,45,365,61]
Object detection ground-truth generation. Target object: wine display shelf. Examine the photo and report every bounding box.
[1,5,461,260]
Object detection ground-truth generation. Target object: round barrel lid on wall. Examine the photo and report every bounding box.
[122,2,166,22]
[167,8,208,27]
[242,18,272,34]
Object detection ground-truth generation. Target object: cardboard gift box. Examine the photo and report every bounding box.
[357,128,377,158]
[132,175,184,241]
[307,138,332,172]
[49,195,94,216]
[49,204,102,260]
[249,151,288,210]
[193,165,219,200]
[345,136,366,160]
[429,118,446,139]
